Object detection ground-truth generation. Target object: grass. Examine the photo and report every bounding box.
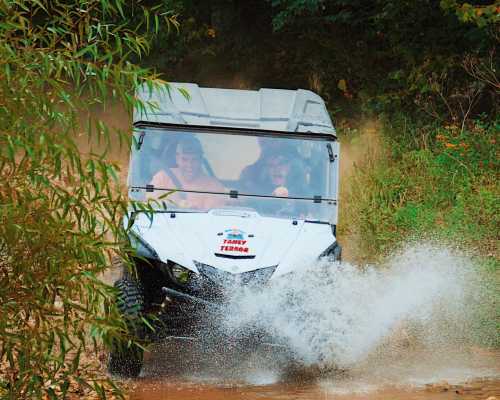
[341,116,499,261]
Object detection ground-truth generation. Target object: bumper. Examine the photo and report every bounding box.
[145,286,225,340]
[149,287,287,352]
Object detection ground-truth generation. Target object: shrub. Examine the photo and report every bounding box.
[0,1,176,398]
[344,117,499,260]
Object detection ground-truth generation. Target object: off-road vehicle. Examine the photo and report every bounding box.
[108,83,341,377]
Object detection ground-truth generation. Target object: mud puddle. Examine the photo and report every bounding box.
[129,347,500,399]
[131,381,500,400]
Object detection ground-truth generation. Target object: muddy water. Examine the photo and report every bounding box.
[131,381,500,400]
[131,382,500,400]
[129,348,500,399]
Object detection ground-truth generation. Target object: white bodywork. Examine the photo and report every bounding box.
[130,210,336,279]
[130,83,339,280]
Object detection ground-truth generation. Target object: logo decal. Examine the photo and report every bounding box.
[225,229,245,240]
[219,228,251,254]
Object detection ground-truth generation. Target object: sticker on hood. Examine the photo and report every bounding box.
[215,228,255,258]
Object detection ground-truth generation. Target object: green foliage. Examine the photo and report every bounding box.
[441,0,500,27]
[268,0,376,31]
[268,0,324,30]
[154,0,497,126]
[344,117,499,260]
[0,0,174,398]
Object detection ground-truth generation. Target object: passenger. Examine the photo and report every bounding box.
[149,136,226,210]
[262,154,293,197]
[239,137,281,192]
[240,140,305,197]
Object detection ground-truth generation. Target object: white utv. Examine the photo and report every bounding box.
[108,83,341,377]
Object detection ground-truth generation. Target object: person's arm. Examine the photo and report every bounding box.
[199,177,228,209]
[146,170,174,200]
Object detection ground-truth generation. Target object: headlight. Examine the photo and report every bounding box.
[170,263,193,286]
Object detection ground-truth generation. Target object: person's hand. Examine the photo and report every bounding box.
[272,186,289,197]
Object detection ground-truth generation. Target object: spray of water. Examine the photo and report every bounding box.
[220,243,491,374]
[141,242,497,390]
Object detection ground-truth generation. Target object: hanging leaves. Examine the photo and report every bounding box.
[0,0,173,398]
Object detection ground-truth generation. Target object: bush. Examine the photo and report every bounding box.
[0,1,176,398]
[344,117,499,260]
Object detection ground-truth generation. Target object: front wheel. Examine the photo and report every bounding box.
[108,341,144,378]
[107,277,145,377]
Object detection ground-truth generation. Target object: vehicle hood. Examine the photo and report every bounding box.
[129,209,335,278]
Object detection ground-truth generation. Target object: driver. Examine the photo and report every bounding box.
[149,135,226,210]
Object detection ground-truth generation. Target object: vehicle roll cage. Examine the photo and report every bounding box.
[132,122,338,142]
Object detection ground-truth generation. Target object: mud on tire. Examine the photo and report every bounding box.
[108,277,145,378]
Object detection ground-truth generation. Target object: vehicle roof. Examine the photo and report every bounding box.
[134,82,336,137]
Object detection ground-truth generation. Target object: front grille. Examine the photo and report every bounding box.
[194,262,277,287]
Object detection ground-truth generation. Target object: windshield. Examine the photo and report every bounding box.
[128,126,337,221]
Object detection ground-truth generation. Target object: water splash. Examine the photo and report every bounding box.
[138,243,498,398]
[221,243,486,369]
